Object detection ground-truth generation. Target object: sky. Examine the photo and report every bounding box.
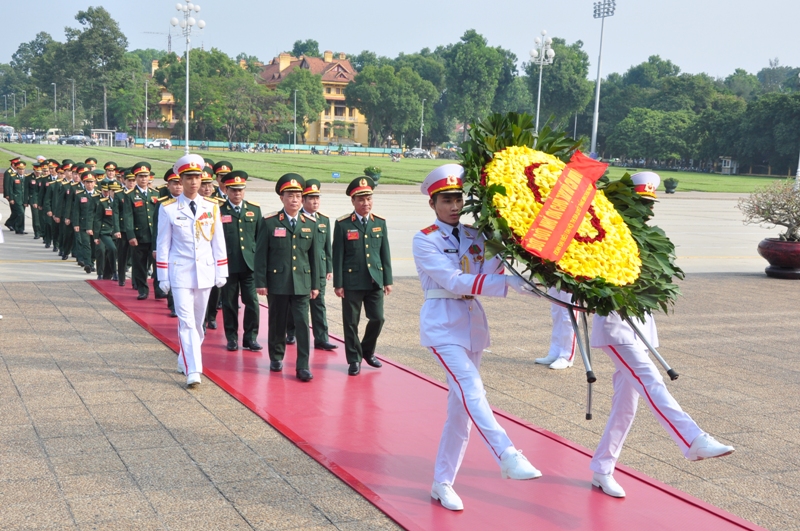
[2,0,799,79]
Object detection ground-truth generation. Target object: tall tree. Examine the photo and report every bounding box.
[724,68,761,101]
[291,39,320,58]
[607,108,696,162]
[442,30,504,140]
[276,68,327,141]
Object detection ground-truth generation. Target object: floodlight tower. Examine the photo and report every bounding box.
[590,0,616,157]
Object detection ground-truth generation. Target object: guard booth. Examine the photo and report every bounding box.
[90,129,115,147]
[718,156,738,175]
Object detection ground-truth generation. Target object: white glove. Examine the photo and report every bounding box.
[215,277,227,289]
[160,280,171,294]
[505,276,535,296]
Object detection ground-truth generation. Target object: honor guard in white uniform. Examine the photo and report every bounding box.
[156,154,228,387]
[589,172,734,498]
[535,288,577,369]
[412,164,542,512]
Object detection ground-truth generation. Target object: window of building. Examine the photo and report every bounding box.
[335,88,342,94]
[325,87,331,94]
[334,106,345,117]
[348,108,355,118]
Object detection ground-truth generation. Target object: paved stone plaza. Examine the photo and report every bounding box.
[1,186,798,530]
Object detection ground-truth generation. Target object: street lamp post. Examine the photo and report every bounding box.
[529,30,555,133]
[3,95,6,119]
[144,78,148,147]
[21,90,26,109]
[419,98,426,149]
[171,2,205,155]
[11,93,15,117]
[590,0,616,157]
[68,78,75,130]
[52,83,56,120]
[293,89,297,146]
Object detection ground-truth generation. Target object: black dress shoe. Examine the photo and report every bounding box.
[364,355,383,368]
[61,255,69,261]
[97,274,102,280]
[315,341,338,351]
[34,236,40,240]
[207,320,217,330]
[45,244,50,249]
[112,273,118,281]
[226,339,238,351]
[155,294,168,300]
[243,340,263,351]
[296,369,313,382]
[137,293,147,300]
[286,335,296,345]
[118,280,125,287]
[169,309,177,318]
[52,247,58,252]
[270,360,283,372]
[348,362,361,376]
[84,266,92,274]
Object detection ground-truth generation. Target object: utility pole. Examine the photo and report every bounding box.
[590,0,616,157]
[293,89,297,146]
[103,85,108,130]
[145,78,149,145]
[419,98,426,149]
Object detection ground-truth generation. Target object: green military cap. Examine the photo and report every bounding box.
[85,157,98,165]
[132,162,151,176]
[303,179,322,196]
[99,178,113,190]
[275,173,304,194]
[164,168,179,182]
[47,159,59,167]
[92,169,106,177]
[213,160,233,175]
[104,161,117,170]
[123,168,136,180]
[204,158,215,168]
[61,159,74,166]
[222,170,247,189]
[109,180,123,191]
[75,163,90,175]
[346,176,375,197]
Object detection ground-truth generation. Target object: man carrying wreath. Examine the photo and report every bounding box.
[412,164,542,512]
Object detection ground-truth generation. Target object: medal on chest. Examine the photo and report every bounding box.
[195,210,215,241]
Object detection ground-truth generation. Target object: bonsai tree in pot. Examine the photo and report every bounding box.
[664,177,679,193]
[364,165,381,186]
[737,180,800,278]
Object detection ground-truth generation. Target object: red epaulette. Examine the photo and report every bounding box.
[420,224,439,235]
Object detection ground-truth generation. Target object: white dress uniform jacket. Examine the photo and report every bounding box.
[156,194,228,287]
[413,221,506,351]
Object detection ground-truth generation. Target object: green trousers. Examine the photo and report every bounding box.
[98,234,117,279]
[287,281,329,344]
[221,270,260,343]
[29,204,40,237]
[130,242,152,297]
[341,287,384,364]
[268,293,310,371]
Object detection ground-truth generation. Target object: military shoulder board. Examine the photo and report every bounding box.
[420,224,439,235]
[337,213,351,222]
[161,197,177,206]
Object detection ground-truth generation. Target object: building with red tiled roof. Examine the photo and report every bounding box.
[259,51,368,146]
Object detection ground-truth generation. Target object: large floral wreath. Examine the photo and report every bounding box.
[461,113,683,318]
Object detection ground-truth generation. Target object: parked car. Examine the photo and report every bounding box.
[145,138,172,149]
[59,135,94,146]
[45,128,61,142]
[403,147,434,159]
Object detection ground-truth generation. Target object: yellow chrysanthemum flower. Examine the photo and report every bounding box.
[485,146,641,286]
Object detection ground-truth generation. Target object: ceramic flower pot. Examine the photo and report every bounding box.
[757,238,800,279]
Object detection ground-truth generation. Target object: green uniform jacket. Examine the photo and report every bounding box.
[62,182,80,221]
[220,199,263,274]
[6,170,25,203]
[255,210,319,295]
[333,212,393,290]
[93,196,119,236]
[122,187,158,243]
[73,189,100,231]
[3,168,13,199]
[307,210,333,279]
[43,177,62,214]
[150,195,177,246]
[36,175,49,207]
[114,190,129,236]
[24,173,39,205]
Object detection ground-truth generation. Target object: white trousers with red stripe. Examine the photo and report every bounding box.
[173,287,211,377]
[548,303,577,361]
[430,345,513,485]
[590,344,703,475]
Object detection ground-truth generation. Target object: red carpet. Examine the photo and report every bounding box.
[90,279,764,531]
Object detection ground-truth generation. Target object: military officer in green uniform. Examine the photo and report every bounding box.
[115,171,136,286]
[333,176,393,376]
[123,162,158,299]
[255,173,319,382]
[84,157,98,171]
[3,157,22,233]
[286,179,337,350]
[93,178,121,280]
[213,160,232,201]
[60,162,81,261]
[42,160,61,251]
[199,169,225,329]
[218,171,263,351]
[151,168,183,315]
[72,167,101,274]
[6,159,27,234]
[25,161,42,239]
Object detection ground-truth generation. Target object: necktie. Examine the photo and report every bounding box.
[189,201,197,216]
[361,217,367,230]
[290,218,296,230]
[234,205,240,215]
[452,227,460,243]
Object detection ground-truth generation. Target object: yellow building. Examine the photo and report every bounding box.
[259,51,369,146]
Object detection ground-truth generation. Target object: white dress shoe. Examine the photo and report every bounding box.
[535,354,559,365]
[186,373,201,387]
[431,481,464,511]
[549,358,573,370]
[592,472,626,498]
[688,433,735,461]
[500,448,542,480]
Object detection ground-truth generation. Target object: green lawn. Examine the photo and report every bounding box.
[2,145,441,185]
[3,144,794,193]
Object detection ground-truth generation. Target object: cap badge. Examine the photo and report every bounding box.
[447,175,458,185]
[290,179,298,187]
[311,184,318,191]
[360,178,367,187]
